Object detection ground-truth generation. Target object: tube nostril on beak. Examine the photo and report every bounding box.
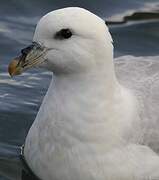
[21,44,34,55]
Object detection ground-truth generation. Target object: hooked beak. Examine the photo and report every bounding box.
[8,42,47,77]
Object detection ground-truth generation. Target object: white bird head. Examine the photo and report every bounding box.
[8,7,113,76]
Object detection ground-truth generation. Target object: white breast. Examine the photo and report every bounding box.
[23,71,148,180]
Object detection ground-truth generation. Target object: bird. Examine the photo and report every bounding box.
[8,7,159,180]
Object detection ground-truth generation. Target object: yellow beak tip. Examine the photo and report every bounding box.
[8,59,21,77]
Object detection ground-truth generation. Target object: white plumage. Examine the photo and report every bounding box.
[24,7,159,180]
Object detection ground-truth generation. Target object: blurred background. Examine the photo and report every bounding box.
[0,0,159,179]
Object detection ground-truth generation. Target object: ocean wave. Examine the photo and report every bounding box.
[107,2,159,24]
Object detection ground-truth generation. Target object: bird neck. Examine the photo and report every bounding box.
[53,60,119,96]
[45,61,124,127]
[36,60,137,151]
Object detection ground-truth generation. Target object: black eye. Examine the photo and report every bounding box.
[54,28,72,39]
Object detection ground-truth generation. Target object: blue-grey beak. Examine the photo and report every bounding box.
[8,42,47,77]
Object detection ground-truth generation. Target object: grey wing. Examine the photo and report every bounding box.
[115,55,159,153]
